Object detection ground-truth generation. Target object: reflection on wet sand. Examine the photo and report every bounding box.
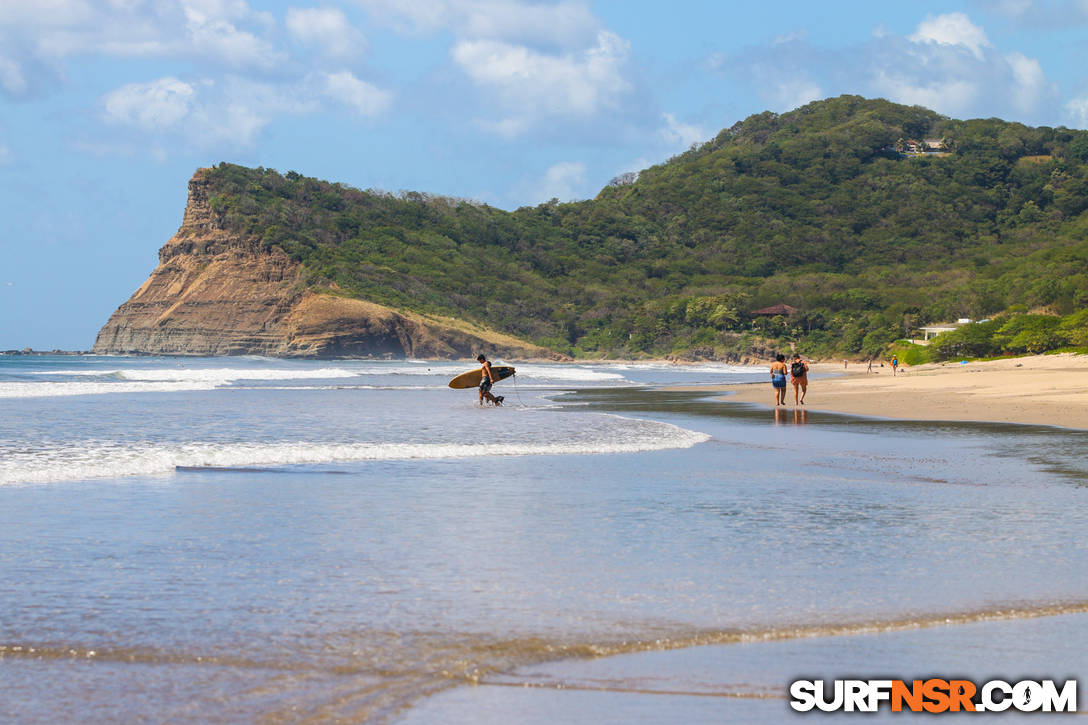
[773,407,808,425]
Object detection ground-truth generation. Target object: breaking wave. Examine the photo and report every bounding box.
[0,420,709,485]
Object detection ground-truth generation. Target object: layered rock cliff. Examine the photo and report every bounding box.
[93,170,557,359]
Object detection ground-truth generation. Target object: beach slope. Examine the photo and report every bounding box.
[715,353,1088,429]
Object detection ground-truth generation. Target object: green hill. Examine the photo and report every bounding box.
[200,95,1088,359]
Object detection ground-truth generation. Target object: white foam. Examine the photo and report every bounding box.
[0,422,709,485]
[7,367,368,398]
[0,381,220,398]
[5,363,630,397]
[6,361,761,399]
[510,366,629,383]
[33,367,362,382]
[604,362,758,374]
[336,366,459,377]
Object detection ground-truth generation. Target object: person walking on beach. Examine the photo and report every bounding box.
[891,355,899,376]
[476,354,503,406]
[770,353,789,406]
[791,354,809,405]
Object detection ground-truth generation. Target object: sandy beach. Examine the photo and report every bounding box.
[699,353,1088,430]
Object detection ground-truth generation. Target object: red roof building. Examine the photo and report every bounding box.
[751,304,798,316]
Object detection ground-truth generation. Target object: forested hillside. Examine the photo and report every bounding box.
[201,95,1088,359]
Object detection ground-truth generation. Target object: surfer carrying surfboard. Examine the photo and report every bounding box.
[447,359,513,403]
[477,354,504,406]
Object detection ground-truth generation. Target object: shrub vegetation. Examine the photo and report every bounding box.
[199,95,1088,359]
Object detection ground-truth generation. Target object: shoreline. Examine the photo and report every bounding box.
[10,350,1088,431]
[672,353,1088,431]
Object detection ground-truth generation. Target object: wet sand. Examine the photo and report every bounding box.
[401,610,1088,723]
[688,353,1088,430]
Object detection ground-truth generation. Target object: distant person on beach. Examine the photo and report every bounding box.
[770,353,789,406]
[791,354,809,405]
[867,358,873,373]
[891,355,899,376]
[476,354,503,406]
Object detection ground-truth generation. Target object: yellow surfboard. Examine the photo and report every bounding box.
[448,366,516,389]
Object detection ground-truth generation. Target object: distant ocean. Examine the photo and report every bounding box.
[2,355,1086,723]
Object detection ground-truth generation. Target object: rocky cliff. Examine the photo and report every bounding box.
[93,170,558,359]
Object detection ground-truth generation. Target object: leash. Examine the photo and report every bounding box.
[510,371,528,407]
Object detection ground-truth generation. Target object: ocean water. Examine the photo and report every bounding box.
[1,356,1086,723]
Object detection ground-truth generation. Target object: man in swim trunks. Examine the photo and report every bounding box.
[790,354,809,405]
[477,354,502,406]
[770,353,789,406]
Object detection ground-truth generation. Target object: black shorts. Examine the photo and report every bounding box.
[480,379,493,393]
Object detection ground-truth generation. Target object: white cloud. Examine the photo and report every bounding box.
[534,160,587,202]
[452,29,631,125]
[358,0,599,48]
[180,0,280,69]
[321,71,392,116]
[358,0,634,136]
[180,0,275,32]
[869,15,1054,119]
[909,12,991,59]
[0,0,281,99]
[991,0,1035,17]
[352,0,450,34]
[0,0,95,26]
[476,117,531,138]
[872,71,981,117]
[739,54,825,114]
[773,30,808,46]
[103,77,197,129]
[287,7,368,60]
[0,56,26,95]
[197,77,321,146]
[715,11,1058,123]
[988,0,1088,24]
[612,156,652,182]
[0,142,12,166]
[106,0,147,10]
[660,113,705,149]
[186,103,267,147]
[100,75,324,151]
[454,0,598,48]
[181,0,254,22]
[4,1,390,155]
[1066,95,1088,129]
[1006,51,1051,114]
[768,78,823,113]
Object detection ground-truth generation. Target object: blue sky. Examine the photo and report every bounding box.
[3,0,1088,350]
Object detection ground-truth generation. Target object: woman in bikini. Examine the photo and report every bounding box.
[770,353,789,406]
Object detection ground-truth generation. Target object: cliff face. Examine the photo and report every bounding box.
[93,170,557,359]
